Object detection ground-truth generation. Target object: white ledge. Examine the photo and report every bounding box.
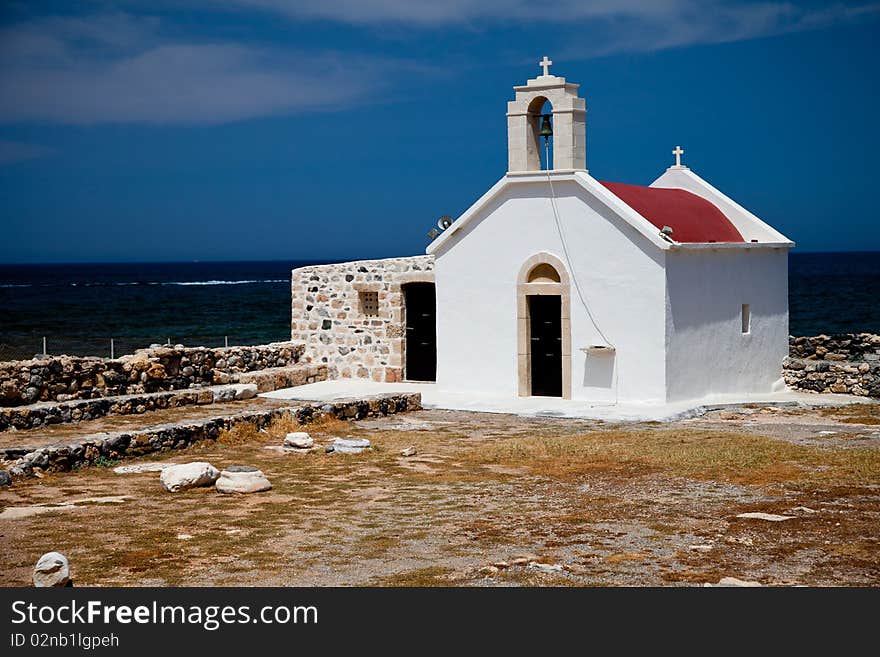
[668,241,795,250]
[505,169,586,178]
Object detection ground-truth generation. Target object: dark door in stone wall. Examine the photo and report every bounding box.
[404,283,436,382]
[529,295,562,397]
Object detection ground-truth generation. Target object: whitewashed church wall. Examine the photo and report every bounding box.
[290,256,434,382]
[433,178,668,403]
[664,247,789,402]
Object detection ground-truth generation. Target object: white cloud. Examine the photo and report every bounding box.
[216,0,701,25]
[0,13,391,125]
[1,3,877,125]
[574,1,880,56]
[223,0,880,54]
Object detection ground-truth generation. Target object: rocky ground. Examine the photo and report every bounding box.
[1,402,878,586]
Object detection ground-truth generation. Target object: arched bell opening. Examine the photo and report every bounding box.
[526,96,554,171]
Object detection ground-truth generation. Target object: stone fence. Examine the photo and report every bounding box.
[784,333,880,398]
[2,392,422,482]
[0,365,326,432]
[788,334,880,362]
[0,342,304,408]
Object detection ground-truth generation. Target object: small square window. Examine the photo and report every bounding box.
[359,291,379,317]
[741,304,751,334]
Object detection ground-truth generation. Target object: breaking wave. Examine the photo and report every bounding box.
[164,279,288,286]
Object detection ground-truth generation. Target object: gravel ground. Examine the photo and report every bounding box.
[1,402,878,587]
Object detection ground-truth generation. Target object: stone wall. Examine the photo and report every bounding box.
[291,255,434,382]
[1,392,422,482]
[0,365,326,432]
[784,334,880,398]
[788,334,880,361]
[0,342,305,407]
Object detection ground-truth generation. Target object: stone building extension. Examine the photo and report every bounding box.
[290,255,434,382]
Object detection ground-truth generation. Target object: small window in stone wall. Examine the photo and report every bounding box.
[360,291,379,317]
[741,304,751,334]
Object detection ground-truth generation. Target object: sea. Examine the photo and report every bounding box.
[0,252,878,361]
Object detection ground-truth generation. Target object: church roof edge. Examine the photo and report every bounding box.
[427,171,793,256]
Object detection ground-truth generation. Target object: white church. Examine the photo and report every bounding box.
[289,58,794,408]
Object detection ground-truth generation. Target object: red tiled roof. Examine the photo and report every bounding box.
[600,181,744,243]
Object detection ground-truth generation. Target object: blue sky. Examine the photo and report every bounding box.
[0,0,878,263]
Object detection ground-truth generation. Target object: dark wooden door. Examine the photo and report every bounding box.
[404,283,436,381]
[529,295,562,397]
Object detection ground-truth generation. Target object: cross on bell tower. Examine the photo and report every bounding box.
[506,58,586,172]
[539,56,552,77]
[672,145,686,168]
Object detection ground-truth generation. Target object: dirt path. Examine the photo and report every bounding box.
[1,404,878,586]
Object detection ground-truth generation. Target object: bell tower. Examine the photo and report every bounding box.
[507,57,586,172]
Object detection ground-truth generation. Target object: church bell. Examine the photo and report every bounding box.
[539,113,553,138]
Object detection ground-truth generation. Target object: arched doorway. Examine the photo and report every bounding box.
[517,253,571,398]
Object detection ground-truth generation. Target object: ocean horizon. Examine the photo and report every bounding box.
[1,251,878,361]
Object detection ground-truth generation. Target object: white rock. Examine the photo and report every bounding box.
[177,533,194,540]
[233,383,258,400]
[33,552,70,587]
[68,496,128,505]
[215,468,272,494]
[0,505,76,521]
[736,512,794,522]
[213,386,237,402]
[401,446,417,457]
[527,562,564,574]
[114,463,169,474]
[160,462,220,493]
[328,437,371,454]
[707,576,762,587]
[688,544,714,552]
[283,432,314,449]
[791,506,818,514]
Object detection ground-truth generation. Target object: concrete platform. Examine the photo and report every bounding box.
[261,380,871,422]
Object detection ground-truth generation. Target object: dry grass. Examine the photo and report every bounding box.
[819,403,880,425]
[213,421,263,445]
[839,416,880,425]
[299,414,350,434]
[202,413,351,448]
[2,408,879,587]
[372,566,456,587]
[464,428,880,486]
